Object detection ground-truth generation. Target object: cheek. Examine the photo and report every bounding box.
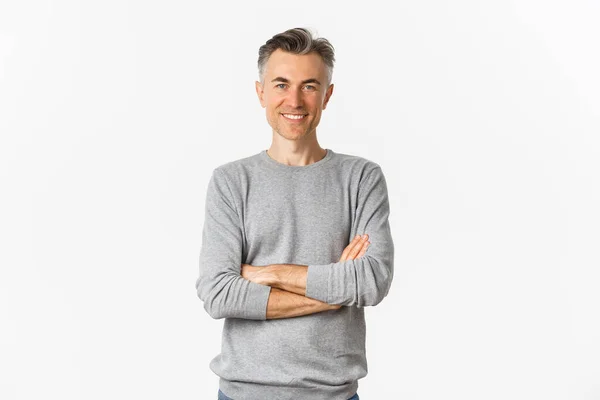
[267,101,282,113]
[308,96,323,109]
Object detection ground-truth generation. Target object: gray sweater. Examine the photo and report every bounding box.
[195,148,394,400]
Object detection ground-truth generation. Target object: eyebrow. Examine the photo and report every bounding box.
[271,77,322,85]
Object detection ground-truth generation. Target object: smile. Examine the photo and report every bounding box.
[281,113,307,120]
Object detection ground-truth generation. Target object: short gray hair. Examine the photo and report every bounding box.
[257,27,335,86]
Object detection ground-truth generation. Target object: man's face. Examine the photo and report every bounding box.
[255,49,334,141]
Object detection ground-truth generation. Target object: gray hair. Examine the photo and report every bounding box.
[257,27,335,86]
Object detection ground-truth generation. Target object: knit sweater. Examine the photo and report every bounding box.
[195,148,394,400]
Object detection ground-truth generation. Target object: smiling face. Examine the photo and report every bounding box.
[255,49,334,141]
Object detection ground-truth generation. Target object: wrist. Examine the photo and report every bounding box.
[267,264,307,296]
[268,264,289,289]
[266,264,283,287]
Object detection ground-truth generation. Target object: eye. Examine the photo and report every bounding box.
[276,83,287,89]
[305,85,316,90]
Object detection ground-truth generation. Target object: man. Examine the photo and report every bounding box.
[195,27,394,400]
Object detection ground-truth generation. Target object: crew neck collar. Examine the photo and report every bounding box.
[259,148,334,170]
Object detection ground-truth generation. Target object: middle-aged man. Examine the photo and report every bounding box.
[196,27,394,400]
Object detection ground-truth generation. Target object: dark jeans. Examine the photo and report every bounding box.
[218,388,359,400]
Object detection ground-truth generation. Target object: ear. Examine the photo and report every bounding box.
[322,83,334,110]
[255,81,265,108]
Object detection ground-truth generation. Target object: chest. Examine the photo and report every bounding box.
[241,173,356,263]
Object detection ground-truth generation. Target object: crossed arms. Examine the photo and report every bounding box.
[195,166,394,320]
[239,234,370,319]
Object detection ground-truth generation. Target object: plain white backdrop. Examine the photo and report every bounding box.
[1,0,599,399]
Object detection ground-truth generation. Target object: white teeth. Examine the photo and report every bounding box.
[282,114,305,120]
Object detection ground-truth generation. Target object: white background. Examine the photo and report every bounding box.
[1,0,599,399]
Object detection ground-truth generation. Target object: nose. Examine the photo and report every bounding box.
[285,86,304,109]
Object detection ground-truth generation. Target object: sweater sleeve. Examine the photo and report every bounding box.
[195,168,272,320]
[305,166,394,307]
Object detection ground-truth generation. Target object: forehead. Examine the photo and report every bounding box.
[264,49,326,80]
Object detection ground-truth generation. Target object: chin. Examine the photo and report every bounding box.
[275,130,305,140]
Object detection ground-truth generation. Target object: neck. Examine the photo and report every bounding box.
[266,142,327,167]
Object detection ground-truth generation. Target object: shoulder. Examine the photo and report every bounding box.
[210,152,261,182]
[331,150,385,180]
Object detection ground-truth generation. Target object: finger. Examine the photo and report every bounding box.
[348,235,368,259]
[346,234,366,260]
[356,241,370,258]
[340,235,362,262]
[355,241,369,258]
[339,234,362,262]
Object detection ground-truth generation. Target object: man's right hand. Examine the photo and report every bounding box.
[338,234,370,262]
